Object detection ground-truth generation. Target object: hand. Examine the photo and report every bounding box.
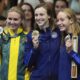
[32,36,39,48]
[65,35,73,53]
[32,30,39,48]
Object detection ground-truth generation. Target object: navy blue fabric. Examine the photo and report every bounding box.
[59,36,80,80]
[24,28,61,80]
[69,50,80,65]
[59,46,71,80]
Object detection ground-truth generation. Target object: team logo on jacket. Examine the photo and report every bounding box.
[21,37,27,43]
[51,32,58,38]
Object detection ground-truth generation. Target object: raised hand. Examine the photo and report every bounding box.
[65,34,73,53]
[32,30,39,48]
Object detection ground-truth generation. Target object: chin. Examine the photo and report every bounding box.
[60,29,65,32]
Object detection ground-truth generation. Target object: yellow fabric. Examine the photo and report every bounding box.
[23,31,29,35]
[7,27,22,80]
[25,68,30,80]
[8,36,20,80]
[3,26,23,36]
[3,26,30,80]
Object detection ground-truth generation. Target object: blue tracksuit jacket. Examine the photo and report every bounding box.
[24,28,61,80]
[59,36,80,80]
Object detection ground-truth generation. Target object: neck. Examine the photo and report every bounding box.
[39,22,49,32]
[40,25,49,32]
[12,29,18,34]
[24,20,31,31]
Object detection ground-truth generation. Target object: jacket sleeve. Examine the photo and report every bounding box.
[24,34,40,68]
[69,50,80,65]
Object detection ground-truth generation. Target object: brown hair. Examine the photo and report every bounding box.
[34,3,56,31]
[20,3,35,30]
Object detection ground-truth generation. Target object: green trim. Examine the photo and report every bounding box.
[1,41,10,80]
[17,35,26,80]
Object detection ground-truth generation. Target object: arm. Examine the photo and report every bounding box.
[24,33,40,68]
[24,44,39,67]
[65,35,80,65]
[68,51,80,65]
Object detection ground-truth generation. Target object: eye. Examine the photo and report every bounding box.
[35,13,38,17]
[40,13,44,16]
[14,18,18,21]
[60,18,64,21]
[23,9,31,12]
[55,5,59,8]
[8,18,12,20]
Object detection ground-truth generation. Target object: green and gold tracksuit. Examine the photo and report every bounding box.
[0,50,1,80]
[0,27,30,80]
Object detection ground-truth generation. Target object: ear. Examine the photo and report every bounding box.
[70,19,73,24]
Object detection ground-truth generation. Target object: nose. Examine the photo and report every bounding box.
[57,20,61,26]
[10,19,14,24]
[35,15,41,20]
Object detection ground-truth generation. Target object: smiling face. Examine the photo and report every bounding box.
[6,11,22,31]
[35,7,50,29]
[57,11,71,32]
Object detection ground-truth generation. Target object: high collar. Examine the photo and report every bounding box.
[3,26,23,37]
[39,27,51,42]
[37,27,51,33]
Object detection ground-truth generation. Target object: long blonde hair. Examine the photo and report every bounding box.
[62,8,80,36]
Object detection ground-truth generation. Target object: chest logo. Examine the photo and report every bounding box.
[51,32,58,38]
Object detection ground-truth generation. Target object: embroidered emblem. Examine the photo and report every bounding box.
[51,32,58,38]
[21,37,27,43]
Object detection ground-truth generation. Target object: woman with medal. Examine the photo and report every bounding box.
[0,6,28,80]
[24,3,61,80]
[57,8,80,80]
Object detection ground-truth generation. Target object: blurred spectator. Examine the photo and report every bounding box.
[39,0,54,18]
[76,13,80,25]
[53,0,68,18]
[0,0,9,27]
[0,0,8,19]
[43,0,53,3]
[42,0,54,11]
[70,0,80,13]
[18,0,40,8]
[70,0,80,25]
[21,3,34,31]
